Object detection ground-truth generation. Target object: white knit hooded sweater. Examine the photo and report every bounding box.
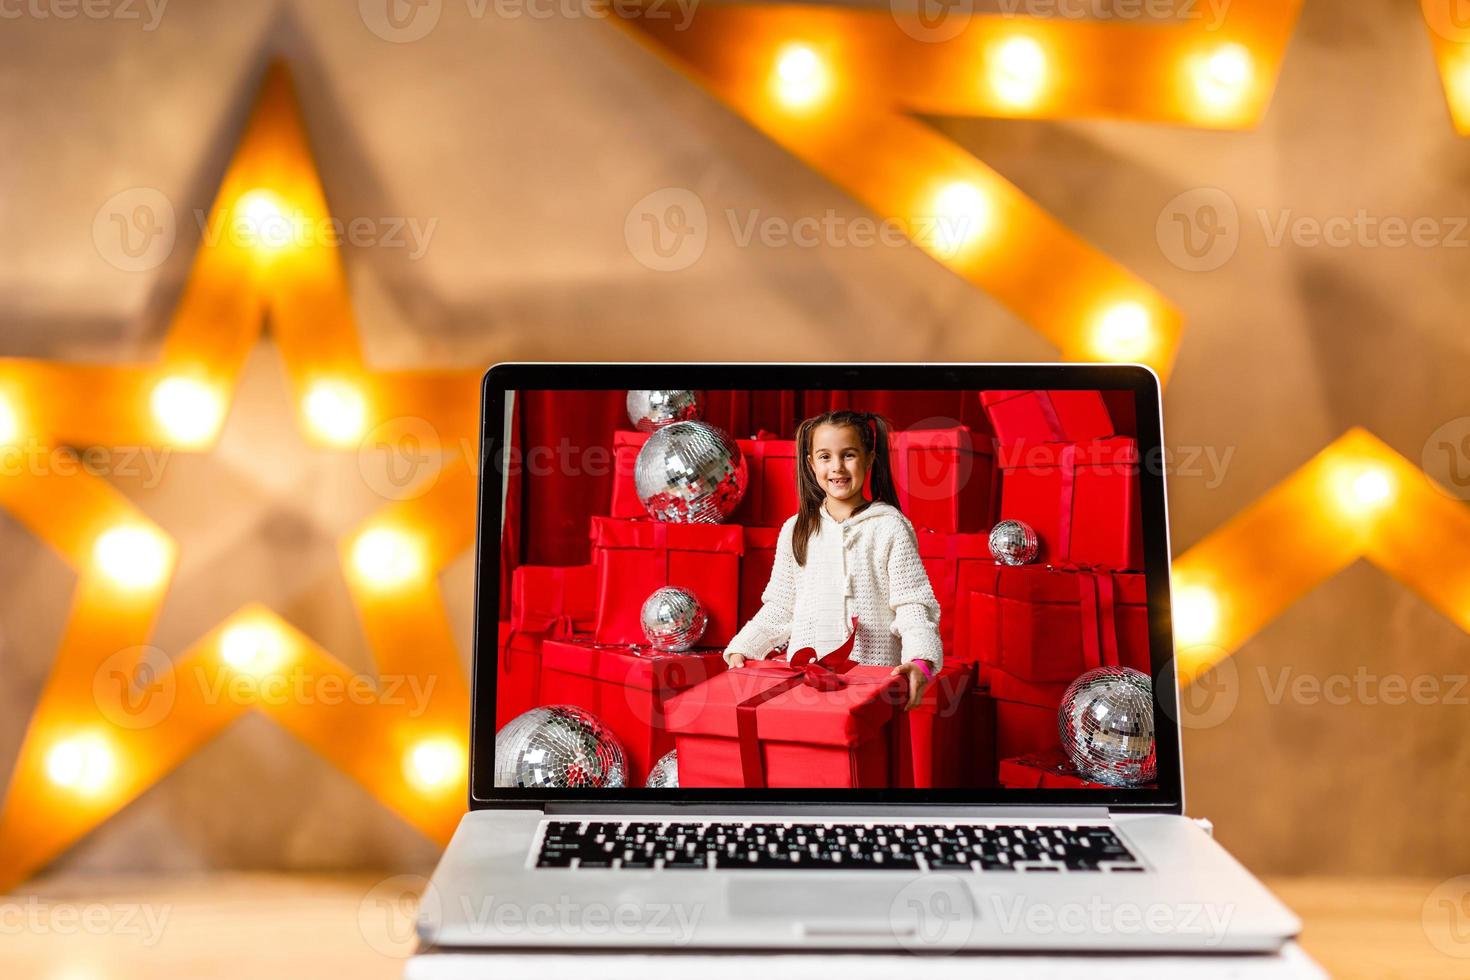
[725,500,944,669]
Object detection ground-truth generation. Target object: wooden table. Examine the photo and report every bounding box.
[4,873,1463,979]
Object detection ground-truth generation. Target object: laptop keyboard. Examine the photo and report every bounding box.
[535,821,1142,872]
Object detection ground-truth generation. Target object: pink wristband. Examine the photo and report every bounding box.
[911,659,935,681]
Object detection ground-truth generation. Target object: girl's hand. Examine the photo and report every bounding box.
[725,652,747,669]
[890,661,933,711]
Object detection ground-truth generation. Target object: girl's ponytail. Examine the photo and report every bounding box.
[862,411,902,511]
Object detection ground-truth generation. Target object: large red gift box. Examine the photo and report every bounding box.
[495,625,547,730]
[611,430,795,526]
[664,629,908,788]
[729,437,798,527]
[998,750,1108,789]
[966,565,1150,688]
[980,390,1113,445]
[510,564,597,635]
[888,427,997,535]
[900,662,993,788]
[996,437,1142,569]
[914,530,993,661]
[740,525,781,625]
[539,637,727,784]
[589,517,744,646]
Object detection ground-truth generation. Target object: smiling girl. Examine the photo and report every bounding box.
[723,410,942,709]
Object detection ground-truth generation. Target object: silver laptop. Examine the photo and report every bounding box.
[418,362,1299,953]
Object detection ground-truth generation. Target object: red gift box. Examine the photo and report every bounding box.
[900,662,994,788]
[996,437,1142,569]
[664,625,908,788]
[998,750,1108,789]
[510,564,598,636]
[610,430,652,520]
[495,625,547,730]
[729,437,799,527]
[966,565,1149,689]
[888,427,997,535]
[612,430,792,525]
[913,530,994,660]
[980,390,1114,445]
[995,699,1059,760]
[589,517,744,646]
[539,637,727,784]
[740,525,781,625]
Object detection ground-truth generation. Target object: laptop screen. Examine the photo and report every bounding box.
[477,365,1180,808]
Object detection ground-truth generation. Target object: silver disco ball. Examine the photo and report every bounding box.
[989,519,1039,566]
[1058,667,1156,787]
[493,706,627,788]
[634,420,748,523]
[645,749,679,789]
[640,586,707,652]
[627,390,702,432]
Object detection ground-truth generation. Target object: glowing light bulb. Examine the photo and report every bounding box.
[219,619,288,673]
[1174,585,1221,646]
[303,380,367,447]
[0,392,17,445]
[932,181,991,253]
[46,734,117,796]
[990,36,1047,108]
[1192,43,1253,112]
[1333,462,1395,518]
[353,527,424,589]
[772,43,829,110]
[93,525,170,591]
[150,376,225,447]
[1093,302,1155,361]
[405,737,464,792]
[1351,468,1392,507]
[235,189,292,252]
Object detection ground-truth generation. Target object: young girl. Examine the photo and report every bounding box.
[723,409,942,710]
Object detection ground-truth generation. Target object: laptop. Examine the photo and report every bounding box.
[418,362,1300,953]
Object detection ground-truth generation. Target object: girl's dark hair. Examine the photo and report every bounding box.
[791,410,901,566]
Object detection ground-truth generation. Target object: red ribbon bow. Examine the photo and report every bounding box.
[735,618,875,787]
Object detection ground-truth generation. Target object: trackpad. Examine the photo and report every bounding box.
[728,877,977,930]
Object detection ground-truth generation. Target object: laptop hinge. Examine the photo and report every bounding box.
[544,803,1112,820]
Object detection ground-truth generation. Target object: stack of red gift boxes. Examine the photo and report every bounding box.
[973,390,1152,789]
[497,420,1000,788]
[496,393,1148,790]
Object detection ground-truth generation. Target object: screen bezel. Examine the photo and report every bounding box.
[470,363,1183,813]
